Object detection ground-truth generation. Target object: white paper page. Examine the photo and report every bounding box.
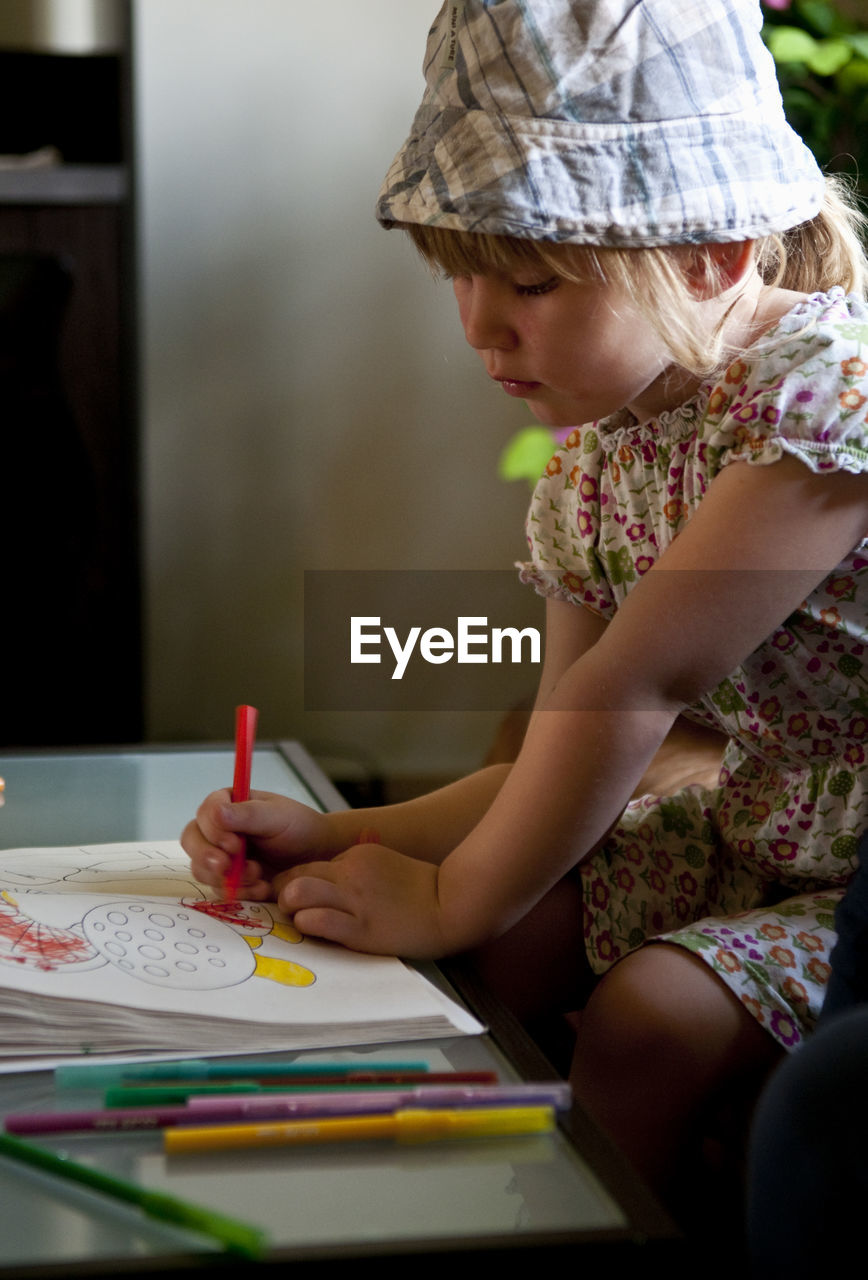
[0,842,482,1063]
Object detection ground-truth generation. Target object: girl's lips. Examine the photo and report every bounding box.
[497,378,541,397]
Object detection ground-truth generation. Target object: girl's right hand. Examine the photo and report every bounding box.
[180,789,336,900]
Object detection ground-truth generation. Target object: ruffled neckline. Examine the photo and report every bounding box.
[594,388,710,441]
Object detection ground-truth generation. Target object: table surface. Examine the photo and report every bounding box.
[0,743,677,1273]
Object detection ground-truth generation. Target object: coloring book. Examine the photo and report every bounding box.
[0,841,482,1064]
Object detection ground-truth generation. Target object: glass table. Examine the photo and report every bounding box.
[0,743,679,1274]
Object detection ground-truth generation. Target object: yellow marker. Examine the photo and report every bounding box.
[165,1105,555,1155]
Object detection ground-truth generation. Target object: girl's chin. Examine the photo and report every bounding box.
[524,399,585,429]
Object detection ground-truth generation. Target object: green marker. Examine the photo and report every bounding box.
[106,1083,264,1107]
[105,1081,431,1107]
[0,1131,268,1259]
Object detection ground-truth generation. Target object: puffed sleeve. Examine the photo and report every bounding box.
[705,289,868,477]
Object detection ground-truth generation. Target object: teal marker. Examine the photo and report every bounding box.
[56,1059,430,1090]
[0,1131,268,1259]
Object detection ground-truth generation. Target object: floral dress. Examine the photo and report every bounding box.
[519,289,868,1049]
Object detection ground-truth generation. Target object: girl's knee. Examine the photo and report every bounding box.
[574,943,779,1078]
[577,945,704,1058]
[570,944,782,1196]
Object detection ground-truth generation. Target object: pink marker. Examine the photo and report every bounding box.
[5,1104,202,1135]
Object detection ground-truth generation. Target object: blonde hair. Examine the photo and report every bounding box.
[403,174,868,379]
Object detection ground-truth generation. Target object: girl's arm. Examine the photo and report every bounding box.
[278,455,868,956]
[358,593,608,859]
[182,603,606,891]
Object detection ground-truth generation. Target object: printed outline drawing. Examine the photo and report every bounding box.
[0,846,316,990]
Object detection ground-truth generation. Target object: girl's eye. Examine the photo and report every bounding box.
[514,277,559,297]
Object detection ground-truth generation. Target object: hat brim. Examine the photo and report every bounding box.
[377,107,825,247]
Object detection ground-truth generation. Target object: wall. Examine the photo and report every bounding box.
[134,0,543,780]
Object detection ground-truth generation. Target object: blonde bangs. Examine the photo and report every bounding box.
[404,222,583,280]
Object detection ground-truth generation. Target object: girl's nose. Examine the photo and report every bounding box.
[454,276,516,351]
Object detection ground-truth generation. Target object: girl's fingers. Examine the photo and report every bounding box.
[275,866,363,947]
[275,865,343,912]
[182,791,335,905]
[291,907,362,949]
[184,794,287,865]
[202,793,331,860]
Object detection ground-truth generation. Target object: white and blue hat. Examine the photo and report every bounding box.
[376,0,826,246]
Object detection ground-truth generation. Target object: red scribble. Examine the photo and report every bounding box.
[0,895,97,971]
[181,898,262,928]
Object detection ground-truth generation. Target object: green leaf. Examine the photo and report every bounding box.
[807,37,852,75]
[837,58,868,94]
[767,25,820,64]
[845,33,868,59]
[767,26,853,75]
[497,426,557,486]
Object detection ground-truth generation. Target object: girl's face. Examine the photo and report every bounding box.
[452,266,699,427]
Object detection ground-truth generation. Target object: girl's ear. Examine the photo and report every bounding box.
[684,240,756,299]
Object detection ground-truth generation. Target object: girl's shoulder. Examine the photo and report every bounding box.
[756,286,868,352]
[704,288,868,477]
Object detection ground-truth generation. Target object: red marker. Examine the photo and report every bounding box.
[225,704,258,901]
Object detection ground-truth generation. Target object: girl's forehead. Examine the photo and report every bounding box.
[408,224,595,280]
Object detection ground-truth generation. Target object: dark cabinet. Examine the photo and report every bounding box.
[0,10,141,745]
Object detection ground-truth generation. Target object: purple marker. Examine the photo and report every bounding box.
[186,1081,573,1120]
[3,1082,572,1136]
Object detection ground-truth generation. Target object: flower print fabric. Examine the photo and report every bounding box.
[520,289,868,1049]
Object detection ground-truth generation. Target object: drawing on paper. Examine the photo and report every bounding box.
[0,845,316,990]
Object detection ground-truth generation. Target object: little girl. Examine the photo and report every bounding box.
[184,0,868,1212]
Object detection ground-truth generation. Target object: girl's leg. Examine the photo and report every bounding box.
[570,942,783,1215]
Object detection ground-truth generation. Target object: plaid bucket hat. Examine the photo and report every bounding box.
[376,0,825,246]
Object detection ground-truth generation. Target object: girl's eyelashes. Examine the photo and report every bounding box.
[444,270,560,297]
[514,276,559,297]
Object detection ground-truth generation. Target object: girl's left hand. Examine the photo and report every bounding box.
[274,841,449,959]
